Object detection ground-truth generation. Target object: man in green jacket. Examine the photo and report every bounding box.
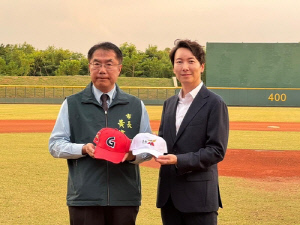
[49,42,152,225]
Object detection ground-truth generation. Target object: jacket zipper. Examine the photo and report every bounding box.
[105,109,110,205]
[105,110,108,127]
[107,161,110,206]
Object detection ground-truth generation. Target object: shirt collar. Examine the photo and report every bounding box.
[92,84,116,105]
[178,81,203,100]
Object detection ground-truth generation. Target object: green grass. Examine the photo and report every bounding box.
[0,104,61,120]
[1,133,299,225]
[0,75,174,87]
[228,130,300,150]
[229,106,300,122]
[0,133,69,224]
[1,105,300,224]
[218,176,300,224]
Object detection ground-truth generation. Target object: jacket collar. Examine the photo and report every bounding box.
[173,84,210,142]
[81,82,130,107]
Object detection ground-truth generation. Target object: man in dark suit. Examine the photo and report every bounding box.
[155,39,229,225]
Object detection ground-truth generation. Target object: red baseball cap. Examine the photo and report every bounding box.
[93,128,131,164]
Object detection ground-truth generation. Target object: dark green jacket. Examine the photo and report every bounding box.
[66,82,142,206]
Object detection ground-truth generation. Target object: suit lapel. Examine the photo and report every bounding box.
[167,95,179,143]
[175,85,209,142]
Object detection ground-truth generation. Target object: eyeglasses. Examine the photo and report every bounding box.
[90,62,120,70]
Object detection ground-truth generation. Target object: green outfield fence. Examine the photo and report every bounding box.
[0,85,299,106]
[210,87,300,107]
[0,85,180,105]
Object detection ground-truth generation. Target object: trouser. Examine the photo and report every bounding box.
[161,198,218,225]
[68,205,139,225]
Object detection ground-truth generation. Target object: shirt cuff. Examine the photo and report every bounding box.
[75,144,86,156]
[130,153,152,164]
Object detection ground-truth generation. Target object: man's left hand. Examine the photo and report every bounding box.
[122,151,136,162]
[155,154,177,165]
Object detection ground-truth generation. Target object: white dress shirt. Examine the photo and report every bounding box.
[176,82,203,134]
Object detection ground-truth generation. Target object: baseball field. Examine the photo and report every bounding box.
[0,104,300,224]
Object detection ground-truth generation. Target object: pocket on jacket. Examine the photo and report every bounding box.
[185,171,213,181]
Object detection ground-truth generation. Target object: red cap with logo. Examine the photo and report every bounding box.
[93,128,131,164]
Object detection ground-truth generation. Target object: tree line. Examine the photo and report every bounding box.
[0,42,175,78]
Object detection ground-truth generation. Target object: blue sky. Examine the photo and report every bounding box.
[1,0,299,54]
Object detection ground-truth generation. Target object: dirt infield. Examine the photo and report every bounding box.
[141,150,300,180]
[1,120,300,180]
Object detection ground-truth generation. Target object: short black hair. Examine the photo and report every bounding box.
[88,42,123,64]
[169,39,205,66]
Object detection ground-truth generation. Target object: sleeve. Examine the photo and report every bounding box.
[48,99,85,159]
[130,100,153,164]
[158,100,166,138]
[176,98,229,175]
[139,100,152,133]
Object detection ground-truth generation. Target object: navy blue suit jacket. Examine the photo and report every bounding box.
[156,85,229,213]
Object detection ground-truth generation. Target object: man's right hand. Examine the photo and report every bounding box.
[82,143,96,158]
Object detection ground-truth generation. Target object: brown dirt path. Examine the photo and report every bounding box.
[0,120,55,133]
[141,149,300,179]
[1,120,300,179]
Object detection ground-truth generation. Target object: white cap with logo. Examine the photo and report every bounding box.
[130,133,168,157]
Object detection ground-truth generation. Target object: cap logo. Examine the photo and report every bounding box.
[142,139,156,146]
[106,137,115,148]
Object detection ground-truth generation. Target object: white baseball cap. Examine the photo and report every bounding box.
[130,133,168,157]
